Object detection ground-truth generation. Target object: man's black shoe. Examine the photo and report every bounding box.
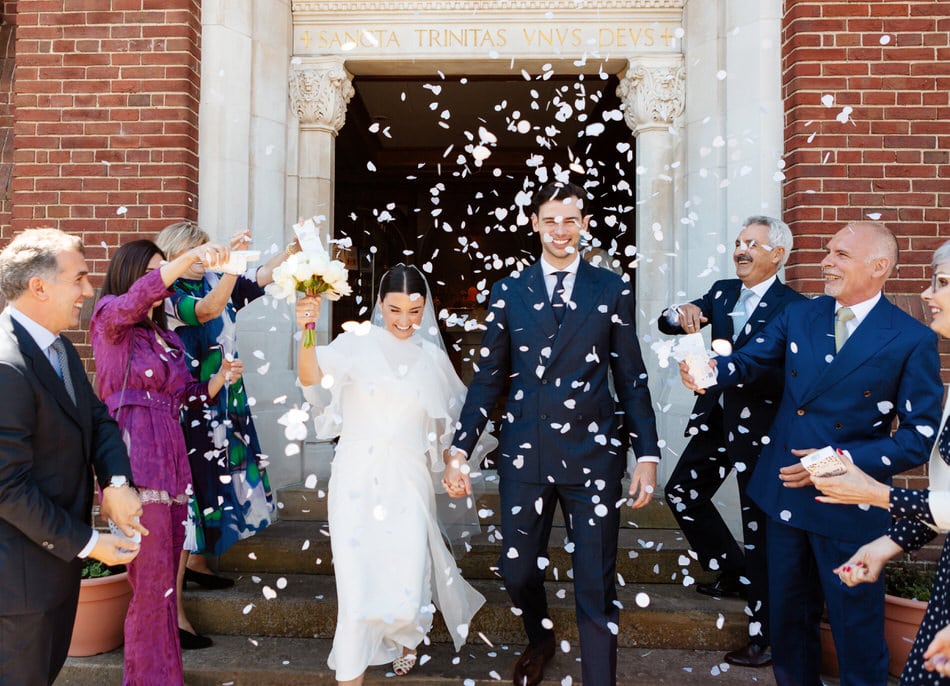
[696,573,747,599]
[725,643,772,667]
[512,634,556,686]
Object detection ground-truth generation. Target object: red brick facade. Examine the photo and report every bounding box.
[3,0,201,281]
[782,0,950,293]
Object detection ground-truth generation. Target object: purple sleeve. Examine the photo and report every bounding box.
[93,270,171,345]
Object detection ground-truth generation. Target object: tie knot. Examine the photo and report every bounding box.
[553,271,568,287]
[836,307,855,324]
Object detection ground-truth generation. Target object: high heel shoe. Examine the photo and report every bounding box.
[179,628,213,650]
[184,567,234,590]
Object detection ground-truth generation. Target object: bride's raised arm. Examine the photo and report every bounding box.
[295,295,324,386]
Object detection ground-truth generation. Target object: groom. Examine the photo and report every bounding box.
[449,181,660,686]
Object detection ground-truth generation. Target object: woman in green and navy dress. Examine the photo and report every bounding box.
[157,221,297,648]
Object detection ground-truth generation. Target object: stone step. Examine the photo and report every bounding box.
[181,573,749,651]
[58,635,782,686]
[276,481,680,529]
[219,520,713,585]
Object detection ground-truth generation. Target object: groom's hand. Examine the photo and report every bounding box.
[628,461,657,509]
[442,448,472,498]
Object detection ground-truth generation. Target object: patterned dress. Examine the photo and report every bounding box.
[166,273,274,556]
[887,402,950,686]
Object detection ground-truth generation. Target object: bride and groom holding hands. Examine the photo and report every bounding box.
[295,180,660,686]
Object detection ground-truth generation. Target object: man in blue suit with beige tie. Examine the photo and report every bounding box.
[449,181,660,686]
[660,216,804,668]
[682,221,942,686]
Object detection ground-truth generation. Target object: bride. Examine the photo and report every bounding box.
[295,264,488,685]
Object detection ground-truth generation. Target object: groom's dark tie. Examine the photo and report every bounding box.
[551,271,568,326]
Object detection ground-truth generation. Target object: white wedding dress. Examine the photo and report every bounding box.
[301,325,487,681]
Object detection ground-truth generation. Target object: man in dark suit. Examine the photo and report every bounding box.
[0,228,146,685]
[448,181,660,686]
[660,216,803,668]
[682,221,942,686]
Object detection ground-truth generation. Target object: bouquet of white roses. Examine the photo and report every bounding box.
[267,219,352,347]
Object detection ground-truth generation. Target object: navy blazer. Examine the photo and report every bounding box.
[659,278,805,456]
[716,295,942,541]
[454,259,660,485]
[0,310,131,613]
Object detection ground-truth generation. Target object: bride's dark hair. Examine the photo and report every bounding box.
[378,263,426,299]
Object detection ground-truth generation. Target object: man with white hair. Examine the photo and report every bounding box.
[661,216,803,667]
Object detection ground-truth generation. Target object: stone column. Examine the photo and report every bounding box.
[617,54,686,482]
[288,56,354,482]
[288,56,355,344]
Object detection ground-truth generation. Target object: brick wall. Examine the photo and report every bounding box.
[783,0,949,292]
[3,0,201,358]
[782,0,950,562]
[0,7,16,231]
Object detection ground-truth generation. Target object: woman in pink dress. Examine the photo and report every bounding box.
[90,239,242,685]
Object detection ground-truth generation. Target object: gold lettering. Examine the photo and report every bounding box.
[522,28,537,45]
[644,27,655,47]
[570,27,582,47]
[598,27,613,47]
[661,27,673,47]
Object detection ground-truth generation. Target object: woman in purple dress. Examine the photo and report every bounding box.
[91,239,243,685]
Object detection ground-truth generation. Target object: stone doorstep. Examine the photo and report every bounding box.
[218,520,713,585]
[182,573,750,651]
[276,484,680,530]
[58,635,780,686]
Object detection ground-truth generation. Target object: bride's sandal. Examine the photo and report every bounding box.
[393,650,417,676]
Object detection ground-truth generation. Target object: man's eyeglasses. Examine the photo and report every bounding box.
[931,272,950,292]
[735,239,774,252]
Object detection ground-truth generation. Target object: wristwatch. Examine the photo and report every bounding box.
[107,475,130,489]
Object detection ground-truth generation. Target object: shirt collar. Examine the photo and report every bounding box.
[540,254,581,277]
[836,291,882,325]
[7,305,57,351]
[744,274,777,299]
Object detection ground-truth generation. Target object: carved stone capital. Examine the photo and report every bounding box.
[289,58,355,133]
[617,55,685,135]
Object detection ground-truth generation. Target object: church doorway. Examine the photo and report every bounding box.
[333,71,637,382]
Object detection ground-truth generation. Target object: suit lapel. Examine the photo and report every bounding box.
[514,261,559,334]
[798,297,899,406]
[9,316,84,427]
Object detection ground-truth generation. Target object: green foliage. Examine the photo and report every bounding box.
[81,559,124,579]
[885,561,935,602]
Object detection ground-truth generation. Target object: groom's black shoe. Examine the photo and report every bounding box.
[512,634,556,686]
[697,572,747,599]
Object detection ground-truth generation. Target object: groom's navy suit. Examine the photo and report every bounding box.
[661,277,803,649]
[454,258,659,685]
[716,295,942,685]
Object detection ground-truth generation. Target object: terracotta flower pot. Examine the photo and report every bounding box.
[68,571,133,657]
[819,621,839,677]
[884,593,927,678]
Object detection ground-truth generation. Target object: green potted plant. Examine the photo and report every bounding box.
[884,560,934,678]
[68,558,133,657]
